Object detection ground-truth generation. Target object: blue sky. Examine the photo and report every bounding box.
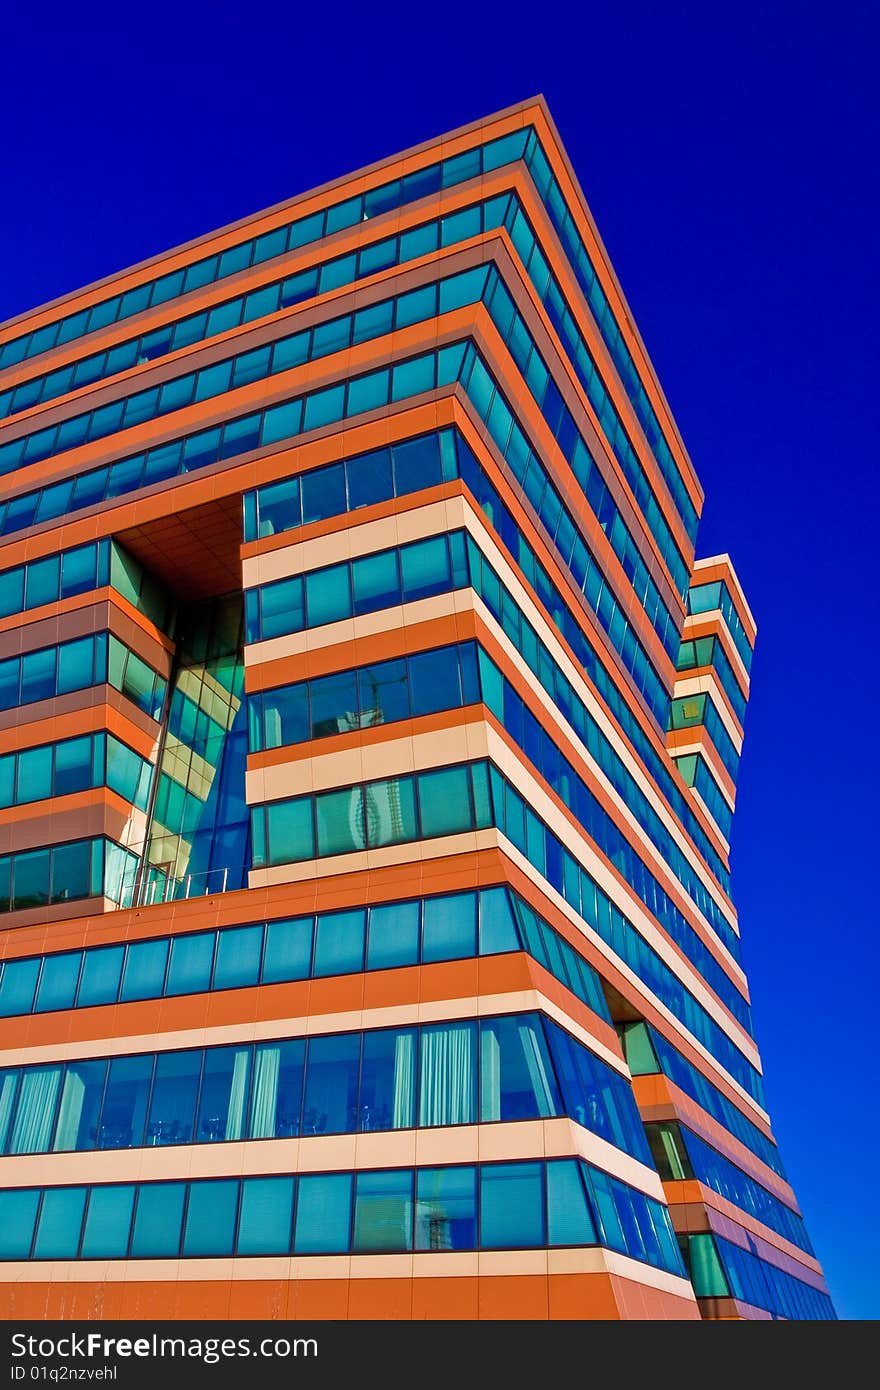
[2,0,876,1320]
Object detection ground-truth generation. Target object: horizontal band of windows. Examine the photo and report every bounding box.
[0,731,152,814]
[0,339,672,733]
[244,427,728,901]
[0,128,531,371]
[670,693,740,784]
[2,188,690,607]
[683,1233,835,1319]
[676,634,747,728]
[0,837,137,917]
[1,261,680,670]
[674,754,733,842]
[246,638,747,1028]
[2,119,694,572]
[520,128,698,546]
[0,1155,684,1276]
[0,1010,648,1164]
[619,1022,782,1178]
[248,532,737,984]
[0,884,610,1026]
[0,538,173,633]
[249,758,763,1105]
[0,632,166,722]
[646,1120,813,1256]
[688,582,753,674]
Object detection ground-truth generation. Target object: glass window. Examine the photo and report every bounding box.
[7,1066,62,1154]
[255,478,299,539]
[261,916,313,984]
[182,1179,238,1256]
[480,1162,544,1248]
[408,646,463,716]
[351,550,399,618]
[15,744,51,805]
[76,944,124,1008]
[24,554,60,609]
[146,1050,201,1146]
[34,952,82,1015]
[302,1033,360,1135]
[366,899,420,970]
[301,462,346,525]
[50,840,93,906]
[266,796,313,864]
[415,1166,476,1251]
[80,1185,136,1259]
[418,1022,476,1127]
[547,1159,597,1246]
[0,957,40,1016]
[366,777,417,847]
[353,1169,413,1252]
[359,1028,416,1131]
[237,1176,294,1256]
[130,1182,185,1257]
[417,765,473,841]
[421,892,476,963]
[54,736,95,798]
[346,446,393,511]
[120,938,168,1002]
[313,908,365,976]
[400,535,449,602]
[478,888,519,955]
[166,932,215,997]
[309,670,359,738]
[0,1189,40,1258]
[249,1039,305,1140]
[294,1173,352,1254]
[12,849,50,911]
[358,656,409,725]
[99,1054,152,1149]
[305,562,350,628]
[52,1060,107,1152]
[20,646,56,705]
[196,1046,250,1143]
[33,1186,87,1260]
[213,924,262,991]
[479,1015,561,1123]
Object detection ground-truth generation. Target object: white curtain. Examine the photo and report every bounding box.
[418,1024,474,1127]
[392,1033,415,1128]
[520,1022,557,1118]
[53,1070,86,1151]
[225,1049,250,1140]
[249,1046,280,1139]
[8,1067,61,1153]
[0,1072,17,1152]
[480,1028,501,1122]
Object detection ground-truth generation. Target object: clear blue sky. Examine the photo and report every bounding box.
[2,0,875,1321]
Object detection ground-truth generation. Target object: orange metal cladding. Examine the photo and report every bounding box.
[0,97,833,1320]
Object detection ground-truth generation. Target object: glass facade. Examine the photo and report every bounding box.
[0,102,831,1320]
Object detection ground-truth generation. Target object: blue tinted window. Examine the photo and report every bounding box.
[32,1187,87,1259]
[213,924,262,990]
[52,1061,106,1153]
[147,1050,201,1146]
[99,1055,152,1149]
[0,958,40,1016]
[294,1173,352,1254]
[80,1185,135,1259]
[166,932,215,997]
[313,908,365,976]
[0,1189,39,1258]
[183,1179,238,1256]
[353,1169,413,1252]
[237,1177,294,1255]
[262,916,313,983]
[359,1028,415,1131]
[415,1166,476,1251]
[547,1160,597,1246]
[249,1040,304,1140]
[33,952,81,1015]
[421,891,476,962]
[130,1183,185,1257]
[479,1015,560,1122]
[120,938,168,1002]
[302,1034,359,1134]
[76,945,124,1007]
[480,1162,544,1248]
[366,900,419,970]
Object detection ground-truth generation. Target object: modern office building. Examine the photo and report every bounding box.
[0,99,833,1320]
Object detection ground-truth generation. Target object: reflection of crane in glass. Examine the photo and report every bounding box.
[352,667,410,849]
